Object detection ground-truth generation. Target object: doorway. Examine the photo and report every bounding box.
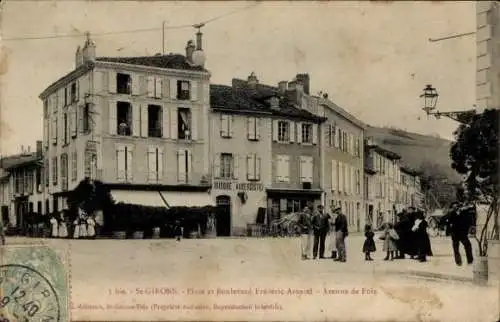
[215,195,231,237]
[15,197,29,234]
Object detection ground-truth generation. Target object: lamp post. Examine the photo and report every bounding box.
[419,84,478,124]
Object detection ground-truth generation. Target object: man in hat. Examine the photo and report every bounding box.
[311,205,331,259]
[445,201,475,266]
[297,206,313,260]
[333,207,348,262]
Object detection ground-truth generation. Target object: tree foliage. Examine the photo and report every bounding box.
[450,109,499,201]
[418,160,457,209]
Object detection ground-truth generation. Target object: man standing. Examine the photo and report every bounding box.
[312,205,330,259]
[333,207,348,262]
[445,201,474,266]
[297,207,313,260]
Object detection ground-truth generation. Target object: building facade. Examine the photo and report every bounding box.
[319,96,365,232]
[0,144,44,230]
[364,140,402,228]
[39,33,214,213]
[209,83,273,236]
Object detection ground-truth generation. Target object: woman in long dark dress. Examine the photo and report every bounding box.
[413,211,433,262]
[362,225,376,261]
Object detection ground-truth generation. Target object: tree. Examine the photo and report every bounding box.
[450,108,499,255]
[418,160,457,210]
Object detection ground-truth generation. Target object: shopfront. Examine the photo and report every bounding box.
[212,180,267,236]
[265,188,323,226]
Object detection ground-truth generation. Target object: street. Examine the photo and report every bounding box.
[5,235,499,322]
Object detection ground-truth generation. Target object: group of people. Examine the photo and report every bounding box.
[294,204,436,263]
[296,205,349,262]
[49,207,103,239]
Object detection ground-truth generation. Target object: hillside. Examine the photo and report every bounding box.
[366,126,462,184]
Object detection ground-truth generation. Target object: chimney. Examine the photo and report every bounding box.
[247,72,258,86]
[185,40,195,63]
[27,146,31,153]
[36,140,43,157]
[288,80,297,90]
[75,46,83,68]
[82,32,96,63]
[196,31,203,50]
[278,81,287,95]
[296,73,310,95]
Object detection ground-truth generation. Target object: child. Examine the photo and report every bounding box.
[362,224,376,261]
[174,220,183,241]
[87,216,96,239]
[381,223,399,261]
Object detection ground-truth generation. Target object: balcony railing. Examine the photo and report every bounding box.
[108,171,211,186]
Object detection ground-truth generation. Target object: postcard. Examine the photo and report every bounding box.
[0,1,499,321]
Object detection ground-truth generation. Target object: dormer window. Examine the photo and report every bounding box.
[270,97,280,109]
[177,81,191,100]
[117,73,132,95]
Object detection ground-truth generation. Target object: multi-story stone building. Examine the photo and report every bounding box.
[398,166,424,210]
[0,143,44,230]
[364,139,402,227]
[209,81,273,236]
[363,165,377,228]
[319,94,365,232]
[39,32,214,213]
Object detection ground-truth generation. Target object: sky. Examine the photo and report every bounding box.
[0,1,476,156]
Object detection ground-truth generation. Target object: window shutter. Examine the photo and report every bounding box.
[331,160,337,191]
[338,162,343,193]
[147,76,155,97]
[213,153,221,178]
[131,74,140,95]
[70,106,77,137]
[75,80,80,102]
[170,107,178,139]
[116,145,126,181]
[247,117,255,140]
[177,150,186,183]
[43,120,49,148]
[170,79,177,99]
[191,108,198,141]
[299,157,306,183]
[272,120,279,142]
[131,104,140,137]
[141,105,148,137]
[148,147,156,181]
[190,81,198,101]
[158,148,164,180]
[186,149,193,180]
[307,157,313,183]
[78,105,84,134]
[155,77,163,98]
[162,106,170,139]
[255,118,261,140]
[108,71,117,93]
[220,114,228,137]
[283,155,290,182]
[296,122,302,143]
[256,156,261,181]
[275,155,283,182]
[52,117,58,144]
[289,121,295,143]
[229,115,234,137]
[232,154,239,179]
[246,155,252,180]
[126,147,133,180]
[109,101,117,135]
[312,124,318,145]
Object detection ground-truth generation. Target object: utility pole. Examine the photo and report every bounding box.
[162,21,166,54]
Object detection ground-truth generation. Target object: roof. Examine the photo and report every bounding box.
[96,54,208,72]
[318,97,366,130]
[366,144,401,160]
[0,153,43,170]
[211,80,326,122]
[400,165,422,176]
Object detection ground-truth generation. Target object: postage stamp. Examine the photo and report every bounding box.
[0,246,68,322]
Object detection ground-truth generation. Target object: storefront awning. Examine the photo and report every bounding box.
[110,190,167,207]
[159,191,215,207]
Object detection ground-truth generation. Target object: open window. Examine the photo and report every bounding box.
[71,82,78,102]
[117,102,132,136]
[148,105,162,138]
[82,103,91,133]
[177,80,190,100]
[177,108,191,140]
[117,73,131,95]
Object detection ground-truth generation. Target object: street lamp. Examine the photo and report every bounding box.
[419,84,477,124]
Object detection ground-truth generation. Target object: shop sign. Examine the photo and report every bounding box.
[213,181,264,192]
